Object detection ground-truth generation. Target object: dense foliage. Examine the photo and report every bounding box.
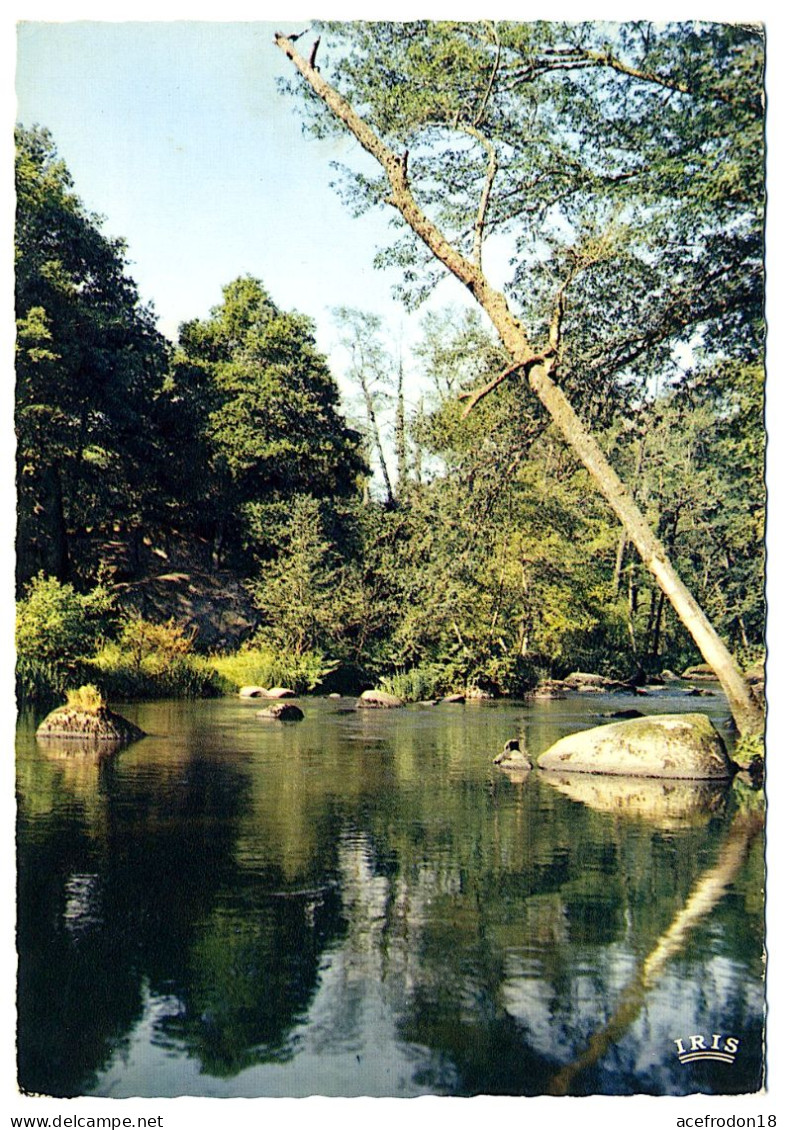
[15,125,169,587]
[15,20,765,708]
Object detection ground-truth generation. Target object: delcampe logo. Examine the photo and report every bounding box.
[673,1034,740,1065]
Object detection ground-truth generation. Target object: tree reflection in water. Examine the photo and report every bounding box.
[16,698,765,1097]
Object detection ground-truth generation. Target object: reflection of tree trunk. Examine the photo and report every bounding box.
[547,805,764,1096]
[274,35,763,737]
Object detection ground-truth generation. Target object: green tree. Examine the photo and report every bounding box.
[249,495,344,657]
[613,363,765,669]
[15,125,169,588]
[275,21,764,732]
[172,276,366,563]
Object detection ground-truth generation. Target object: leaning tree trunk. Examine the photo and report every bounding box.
[275,34,764,735]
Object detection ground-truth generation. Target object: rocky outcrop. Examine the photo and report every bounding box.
[538,713,736,780]
[681,663,717,681]
[36,705,145,748]
[239,686,266,698]
[356,689,404,709]
[256,703,304,721]
[94,532,259,650]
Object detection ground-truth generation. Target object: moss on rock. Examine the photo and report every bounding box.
[538,713,735,780]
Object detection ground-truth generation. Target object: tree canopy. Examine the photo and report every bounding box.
[15,124,169,588]
[169,275,366,561]
[298,21,763,389]
[275,19,765,732]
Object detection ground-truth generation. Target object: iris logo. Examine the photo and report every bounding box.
[673,1034,739,1065]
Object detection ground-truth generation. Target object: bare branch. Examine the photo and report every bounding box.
[506,42,743,107]
[458,353,552,417]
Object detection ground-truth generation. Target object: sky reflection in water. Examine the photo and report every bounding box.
[16,692,765,1098]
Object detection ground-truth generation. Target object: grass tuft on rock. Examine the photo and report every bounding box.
[65,684,106,713]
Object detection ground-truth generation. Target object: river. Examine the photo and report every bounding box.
[16,687,765,1098]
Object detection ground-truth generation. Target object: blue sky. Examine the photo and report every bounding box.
[14,18,484,401]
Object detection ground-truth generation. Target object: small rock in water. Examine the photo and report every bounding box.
[356,689,404,709]
[493,739,533,770]
[36,695,145,752]
[256,703,304,721]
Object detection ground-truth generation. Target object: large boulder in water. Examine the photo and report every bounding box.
[538,713,735,780]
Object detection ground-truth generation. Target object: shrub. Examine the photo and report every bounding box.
[16,574,116,704]
[477,654,540,697]
[379,664,450,703]
[87,616,221,699]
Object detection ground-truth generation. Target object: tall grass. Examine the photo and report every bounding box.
[65,684,106,712]
[86,642,221,699]
[210,645,335,696]
[378,665,448,703]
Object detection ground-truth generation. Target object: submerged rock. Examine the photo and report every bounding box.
[256,703,304,721]
[538,713,735,780]
[356,689,404,709]
[36,704,145,748]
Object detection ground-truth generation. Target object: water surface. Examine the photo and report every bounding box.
[16,689,765,1097]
